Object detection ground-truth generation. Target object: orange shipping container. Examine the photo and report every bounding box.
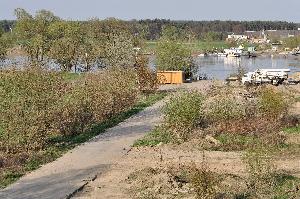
[157,71,184,84]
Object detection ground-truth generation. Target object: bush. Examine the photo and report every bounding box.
[0,68,66,153]
[243,147,277,198]
[190,163,220,199]
[133,127,172,147]
[156,38,194,71]
[257,87,288,119]
[0,67,139,153]
[163,91,204,142]
[56,67,139,136]
[135,55,159,93]
[206,95,246,123]
[215,118,282,136]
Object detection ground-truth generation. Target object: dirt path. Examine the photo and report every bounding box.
[0,100,165,199]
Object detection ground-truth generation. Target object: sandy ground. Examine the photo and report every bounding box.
[72,146,300,199]
[72,82,300,199]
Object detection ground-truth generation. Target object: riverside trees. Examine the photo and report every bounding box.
[155,26,194,72]
[0,31,12,61]
[14,8,59,63]
[12,9,136,71]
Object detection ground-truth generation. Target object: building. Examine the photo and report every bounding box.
[227,34,249,41]
[245,30,300,39]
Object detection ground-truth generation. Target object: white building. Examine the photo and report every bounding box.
[227,34,248,41]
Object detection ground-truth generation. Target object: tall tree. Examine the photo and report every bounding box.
[103,32,135,68]
[14,8,59,63]
[48,21,83,71]
[156,28,194,72]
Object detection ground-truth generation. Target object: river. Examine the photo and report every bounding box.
[2,55,300,80]
[195,56,300,80]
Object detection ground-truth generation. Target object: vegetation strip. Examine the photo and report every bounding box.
[132,84,300,198]
[0,91,166,189]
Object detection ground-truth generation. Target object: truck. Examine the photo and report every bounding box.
[241,69,290,86]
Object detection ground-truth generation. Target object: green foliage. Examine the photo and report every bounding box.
[283,36,300,49]
[103,32,135,68]
[203,31,224,42]
[273,174,300,199]
[164,91,204,142]
[0,32,13,61]
[133,127,172,147]
[0,67,139,153]
[216,134,260,151]
[55,67,139,136]
[156,38,194,71]
[283,126,300,134]
[190,164,220,199]
[0,68,66,153]
[48,21,83,71]
[14,8,59,63]
[243,147,277,198]
[0,171,23,189]
[258,87,288,119]
[0,91,166,188]
[160,25,184,41]
[206,95,245,122]
[156,26,194,71]
[12,9,135,71]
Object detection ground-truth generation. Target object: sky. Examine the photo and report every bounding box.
[0,0,299,22]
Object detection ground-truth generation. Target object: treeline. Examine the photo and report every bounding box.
[0,8,140,72]
[135,20,299,40]
[1,18,299,40]
[0,20,14,32]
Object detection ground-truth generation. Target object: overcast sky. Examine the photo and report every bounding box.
[0,0,299,22]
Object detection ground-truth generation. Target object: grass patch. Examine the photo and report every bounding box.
[133,127,172,147]
[274,174,300,199]
[61,72,84,81]
[192,41,229,52]
[1,171,23,189]
[283,126,300,134]
[213,133,290,152]
[0,92,167,189]
[214,134,261,151]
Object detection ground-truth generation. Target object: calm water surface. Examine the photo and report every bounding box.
[2,55,300,80]
[195,56,300,80]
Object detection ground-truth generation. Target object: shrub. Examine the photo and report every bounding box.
[243,147,276,198]
[190,163,220,199]
[56,67,139,136]
[156,37,194,72]
[163,91,204,142]
[257,87,288,119]
[206,95,246,123]
[135,55,159,93]
[0,67,139,153]
[133,127,172,147]
[0,68,66,153]
[215,118,282,136]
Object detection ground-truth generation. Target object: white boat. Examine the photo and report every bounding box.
[217,53,227,57]
[242,69,291,85]
[224,47,243,57]
[227,52,241,57]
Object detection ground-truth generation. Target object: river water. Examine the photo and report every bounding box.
[2,55,300,80]
[195,56,300,80]
[149,55,300,80]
